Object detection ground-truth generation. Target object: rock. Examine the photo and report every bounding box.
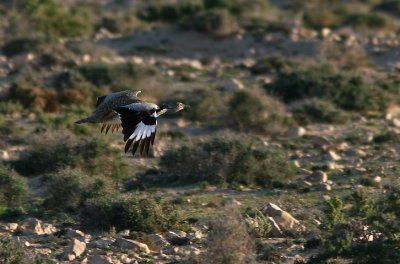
[392,118,400,127]
[147,234,170,248]
[17,218,56,235]
[113,238,150,254]
[267,216,283,237]
[286,127,306,138]
[262,203,305,233]
[223,78,244,92]
[64,238,86,260]
[131,56,144,65]
[319,183,332,191]
[325,150,341,161]
[41,223,56,235]
[65,228,85,241]
[321,27,331,38]
[88,255,113,264]
[310,136,332,146]
[88,238,115,249]
[222,198,242,206]
[1,223,18,232]
[310,170,328,183]
[373,176,382,183]
[165,231,190,246]
[0,150,9,160]
[186,230,203,241]
[116,229,130,238]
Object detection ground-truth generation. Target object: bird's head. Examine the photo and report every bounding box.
[160,102,188,112]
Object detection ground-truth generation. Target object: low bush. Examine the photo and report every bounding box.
[0,164,27,207]
[228,89,290,133]
[250,55,292,75]
[78,62,136,87]
[346,13,394,30]
[266,68,388,113]
[205,205,255,263]
[159,135,297,187]
[310,188,400,263]
[290,98,348,125]
[0,236,31,264]
[19,0,91,41]
[375,0,400,16]
[0,101,23,115]
[12,133,128,178]
[303,8,343,30]
[43,167,111,212]
[373,131,400,144]
[81,195,185,232]
[2,37,42,57]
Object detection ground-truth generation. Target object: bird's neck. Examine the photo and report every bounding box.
[156,108,168,117]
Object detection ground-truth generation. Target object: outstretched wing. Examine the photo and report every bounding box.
[114,104,157,156]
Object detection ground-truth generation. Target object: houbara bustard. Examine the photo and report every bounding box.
[76,90,188,156]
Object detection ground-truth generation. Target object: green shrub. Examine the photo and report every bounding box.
[187,9,240,37]
[266,68,388,113]
[290,99,348,125]
[12,133,127,177]
[228,90,290,133]
[78,63,136,86]
[346,13,394,30]
[0,101,23,115]
[250,55,292,75]
[321,196,345,231]
[373,131,400,144]
[0,236,31,264]
[81,195,185,232]
[19,0,91,41]
[375,0,400,16]
[159,135,297,187]
[0,164,27,207]
[2,37,42,57]
[303,8,343,30]
[178,88,230,126]
[43,167,110,212]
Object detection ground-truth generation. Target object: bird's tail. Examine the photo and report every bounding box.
[75,115,98,124]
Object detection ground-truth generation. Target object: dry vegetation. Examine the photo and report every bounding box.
[1,0,400,263]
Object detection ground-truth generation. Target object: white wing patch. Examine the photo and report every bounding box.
[129,121,157,142]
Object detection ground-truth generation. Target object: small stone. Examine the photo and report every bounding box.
[319,183,332,191]
[267,216,283,237]
[186,230,203,241]
[131,56,144,65]
[262,203,305,233]
[88,238,114,249]
[117,229,130,238]
[1,223,18,232]
[0,150,9,160]
[65,228,85,240]
[310,171,328,183]
[392,118,400,127]
[325,150,341,161]
[64,238,86,260]
[373,176,382,183]
[165,231,190,246]
[321,27,331,38]
[113,238,150,253]
[147,234,170,248]
[88,255,113,264]
[223,78,244,92]
[17,218,44,235]
[42,223,57,234]
[222,198,242,206]
[286,127,306,138]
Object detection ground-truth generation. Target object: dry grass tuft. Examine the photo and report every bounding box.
[205,205,256,264]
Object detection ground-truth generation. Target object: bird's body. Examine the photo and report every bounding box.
[76,90,187,156]
[75,90,141,133]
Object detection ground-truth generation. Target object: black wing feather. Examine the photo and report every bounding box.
[96,95,107,107]
[114,106,157,157]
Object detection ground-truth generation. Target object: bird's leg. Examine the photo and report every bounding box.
[101,124,106,133]
[105,125,111,134]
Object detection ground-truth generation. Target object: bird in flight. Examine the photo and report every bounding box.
[76,90,188,156]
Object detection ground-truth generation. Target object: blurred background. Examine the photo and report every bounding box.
[1,0,400,263]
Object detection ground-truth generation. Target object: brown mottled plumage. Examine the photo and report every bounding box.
[75,90,141,134]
